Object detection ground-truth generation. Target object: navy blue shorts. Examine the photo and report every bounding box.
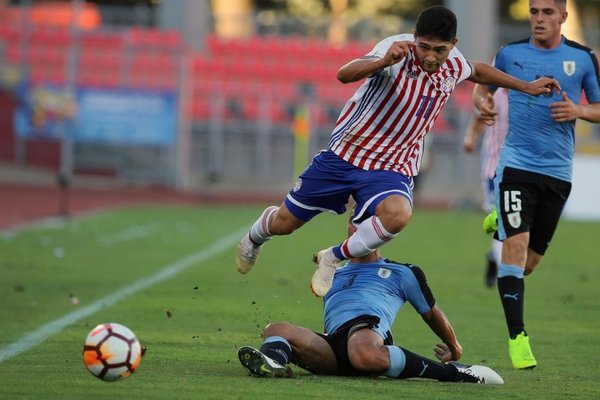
[285,150,414,223]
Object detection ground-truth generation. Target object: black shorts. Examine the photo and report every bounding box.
[497,167,571,255]
[316,315,393,376]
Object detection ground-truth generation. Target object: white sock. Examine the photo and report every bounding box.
[249,206,279,245]
[492,238,502,265]
[339,216,396,259]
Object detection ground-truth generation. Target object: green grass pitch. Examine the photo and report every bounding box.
[0,205,598,399]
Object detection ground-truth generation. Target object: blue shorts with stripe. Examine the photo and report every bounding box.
[284,150,414,223]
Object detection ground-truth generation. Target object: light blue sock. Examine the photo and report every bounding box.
[498,263,524,278]
[383,346,406,378]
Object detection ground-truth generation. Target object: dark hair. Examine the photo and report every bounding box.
[414,6,457,42]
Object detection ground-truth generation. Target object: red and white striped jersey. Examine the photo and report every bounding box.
[329,34,473,175]
[481,88,509,180]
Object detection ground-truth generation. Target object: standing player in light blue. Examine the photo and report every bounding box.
[473,0,600,369]
[238,213,503,384]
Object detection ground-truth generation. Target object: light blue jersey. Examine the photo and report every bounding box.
[323,259,434,340]
[493,36,600,182]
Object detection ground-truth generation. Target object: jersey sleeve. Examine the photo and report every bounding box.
[493,47,507,72]
[451,47,473,84]
[403,265,436,315]
[583,50,600,103]
[365,34,414,59]
[365,37,393,59]
[488,48,506,92]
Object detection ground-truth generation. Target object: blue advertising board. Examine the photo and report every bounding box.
[14,84,177,147]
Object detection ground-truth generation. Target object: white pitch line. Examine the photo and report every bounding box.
[0,227,247,364]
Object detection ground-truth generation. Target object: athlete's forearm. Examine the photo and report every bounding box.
[472,84,493,112]
[469,62,528,92]
[422,305,462,360]
[579,102,600,123]
[463,116,487,153]
[337,57,387,83]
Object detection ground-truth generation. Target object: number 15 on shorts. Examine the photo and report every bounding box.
[502,190,523,229]
[503,190,522,213]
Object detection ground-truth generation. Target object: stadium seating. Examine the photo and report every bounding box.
[0,17,373,124]
[189,34,371,124]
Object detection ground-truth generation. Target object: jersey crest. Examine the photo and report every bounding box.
[507,211,522,229]
[563,61,576,76]
[442,76,456,93]
[378,268,392,279]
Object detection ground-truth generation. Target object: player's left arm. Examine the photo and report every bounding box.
[337,41,414,83]
[550,94,600,123]
[550,54,600,123]
[468,61,561,97]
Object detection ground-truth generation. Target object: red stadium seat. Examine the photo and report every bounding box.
[80,32,124,53]
[128,27,182,49]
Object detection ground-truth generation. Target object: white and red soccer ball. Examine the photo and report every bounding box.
[82,322,142,382]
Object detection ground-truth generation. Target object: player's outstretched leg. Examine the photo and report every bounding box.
[384,346,503,384]
[508,332,537,369]
[236,206,279,274]
[311,247,342,297]
[238,346,292,378]
[311,215,396,296]
[447,362,504,384]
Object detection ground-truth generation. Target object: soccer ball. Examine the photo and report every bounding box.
[82,322,142,381]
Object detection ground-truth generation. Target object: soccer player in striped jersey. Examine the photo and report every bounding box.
[238,213,504,384]
[463,88,509,287]
[473,0,600,369]
[236,6,559,297]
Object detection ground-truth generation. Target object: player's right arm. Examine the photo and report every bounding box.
[421,305,463,363]
[472,84,498,126]
[463,113,488,153]
[337,41,414,83]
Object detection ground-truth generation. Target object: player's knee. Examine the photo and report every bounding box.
[348,345,389,374]
[376,197,412,233]
[269,211,304,235]
[503,235,529,265]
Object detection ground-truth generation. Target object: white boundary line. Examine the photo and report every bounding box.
[0,227,246,364]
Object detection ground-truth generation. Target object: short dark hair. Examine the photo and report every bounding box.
[414,6,457,42]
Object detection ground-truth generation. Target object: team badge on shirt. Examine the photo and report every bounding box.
[507,212,522,229]
[441,77,456,93]
[563,61,576,76]
[378,268,391,279]
[407,70,418,80]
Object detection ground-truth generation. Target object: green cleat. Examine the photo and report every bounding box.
[483,209,498,234]
[509,332,537,369]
